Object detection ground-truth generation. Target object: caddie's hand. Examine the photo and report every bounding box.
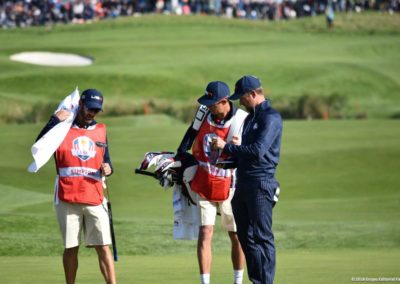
[55,109,70,122]
[101,163,112,176]
[213,136,226,150]
[231,135,240,145]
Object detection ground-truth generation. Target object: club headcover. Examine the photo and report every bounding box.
[139,151,174,170]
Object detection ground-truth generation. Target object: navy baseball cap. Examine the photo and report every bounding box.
[81,89,103,110]
[230,75,262,100]
[197,81,230,107]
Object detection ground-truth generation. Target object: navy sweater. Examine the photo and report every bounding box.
[223,100,282,189]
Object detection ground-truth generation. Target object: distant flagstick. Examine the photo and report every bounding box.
[27,88,80,173]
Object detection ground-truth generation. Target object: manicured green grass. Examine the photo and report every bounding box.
[1,250,399,284]
[0,116,399,282]
[0,13,400,121]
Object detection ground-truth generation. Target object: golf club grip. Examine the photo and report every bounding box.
[107,202,118,262]
[135,169,156,178]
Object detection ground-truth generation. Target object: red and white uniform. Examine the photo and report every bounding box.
[190,114,233,201]
[55,124,106,205]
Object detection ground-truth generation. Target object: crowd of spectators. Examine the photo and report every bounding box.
[1,0,399,28]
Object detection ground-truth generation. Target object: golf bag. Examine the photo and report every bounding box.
[136,151,200,240]
[136,151,199,205]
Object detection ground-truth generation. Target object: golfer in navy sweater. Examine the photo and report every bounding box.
[213,75,282,284]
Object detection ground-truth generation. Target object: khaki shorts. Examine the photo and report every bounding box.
[188,187,237,232]
[55,200,111,248]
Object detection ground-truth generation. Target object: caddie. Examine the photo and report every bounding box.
[35,89,116,284]
[176,81,247,284]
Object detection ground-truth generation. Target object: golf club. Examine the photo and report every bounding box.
[134,168,157,178]
[96,141,118,262]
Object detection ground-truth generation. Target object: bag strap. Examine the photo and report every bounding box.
[192,105,209,131]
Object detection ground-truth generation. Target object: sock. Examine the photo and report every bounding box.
[234,269,244,284]
[200,273,210,284]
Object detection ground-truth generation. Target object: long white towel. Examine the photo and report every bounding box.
[172,184,200,240]
[27,88,80,173]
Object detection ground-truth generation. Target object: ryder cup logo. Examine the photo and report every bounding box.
[71,136,96,161]
[204,133,219,164]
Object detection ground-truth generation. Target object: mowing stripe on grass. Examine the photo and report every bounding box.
[0,183,51,213]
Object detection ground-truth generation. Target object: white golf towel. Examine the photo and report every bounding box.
[226,108,248,143]
[172,185,200,240]
[27,88,80,173]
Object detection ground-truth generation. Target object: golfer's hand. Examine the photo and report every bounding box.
[212,137,226,150]
[231,135,240,145]
[101,163,112,176]
[55,109,70,121]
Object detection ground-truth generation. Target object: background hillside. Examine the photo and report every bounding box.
[0,13,400,123]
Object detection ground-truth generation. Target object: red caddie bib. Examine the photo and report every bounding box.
[55,124,106,205]
[190,114,233,202]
